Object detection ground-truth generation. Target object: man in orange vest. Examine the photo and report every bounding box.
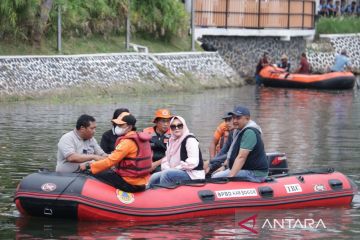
[143,109,172,173]
[80,112,152,192]
[209,113,233,159]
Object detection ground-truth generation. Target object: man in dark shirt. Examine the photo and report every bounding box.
[143,109,172,173]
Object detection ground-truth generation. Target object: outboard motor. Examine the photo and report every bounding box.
[267,152,288,175]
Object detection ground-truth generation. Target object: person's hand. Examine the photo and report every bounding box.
[204,160,210,174]
[213,166,225,174]
[79,162,87,171]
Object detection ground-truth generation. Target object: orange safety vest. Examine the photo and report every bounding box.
[114,132,153,177]
[216,129,230,153]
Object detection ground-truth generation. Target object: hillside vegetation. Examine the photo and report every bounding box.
[0,0,189,53]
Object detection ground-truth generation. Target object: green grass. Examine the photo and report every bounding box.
[316,16,360,35]
[0,33,202,55]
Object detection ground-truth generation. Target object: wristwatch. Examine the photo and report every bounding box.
[85,162,91,171]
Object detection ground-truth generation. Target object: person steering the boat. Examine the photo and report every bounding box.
[143,108,172,173]
[148,116,205,187]
[208,112,233,159]
[79,112,152,192]
[56,114,107,173]
[211,106,268,182]
[100,108,129,154]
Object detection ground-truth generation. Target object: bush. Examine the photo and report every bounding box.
[131,0,189,41]
[316,16,360,35]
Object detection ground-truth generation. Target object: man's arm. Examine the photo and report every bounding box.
[151,159,162,172]
[66,153,104,163]
[209,137,219,159]
[228,129,257,177]
[228,149,250,177]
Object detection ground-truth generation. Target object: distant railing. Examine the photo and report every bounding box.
[195,0,316,29]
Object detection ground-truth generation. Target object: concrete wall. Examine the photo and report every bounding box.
[0,52,241,96]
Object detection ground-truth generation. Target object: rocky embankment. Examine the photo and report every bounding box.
[0,52,241,97]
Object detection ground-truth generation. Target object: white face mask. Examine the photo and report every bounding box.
[114,126,127,136]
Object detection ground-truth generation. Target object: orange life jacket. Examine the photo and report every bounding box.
[114,132,153,177]
[216,129,230,154]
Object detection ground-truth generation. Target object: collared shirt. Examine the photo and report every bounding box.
[56,129,105,173]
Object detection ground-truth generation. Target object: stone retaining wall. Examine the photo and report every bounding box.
[0,52,241,95]
[201,35,360,77]
[308,34,360,73]
[201,36,307,77]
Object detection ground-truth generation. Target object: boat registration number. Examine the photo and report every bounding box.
[215,188,258,198]
[284,184,302,193]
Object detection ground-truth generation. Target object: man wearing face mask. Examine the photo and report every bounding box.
[80,112,153,192]
[143,108,172,173]
[100,108,130,154]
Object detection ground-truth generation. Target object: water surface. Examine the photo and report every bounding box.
[0,85,359,239]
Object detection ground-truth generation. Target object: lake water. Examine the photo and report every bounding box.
[0,85,359,239]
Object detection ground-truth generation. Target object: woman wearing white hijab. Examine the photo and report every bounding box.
[148,116,205,187]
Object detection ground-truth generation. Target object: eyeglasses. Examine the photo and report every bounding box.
[170,123,184,130]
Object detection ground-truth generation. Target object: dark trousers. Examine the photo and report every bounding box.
[92,170,145,193]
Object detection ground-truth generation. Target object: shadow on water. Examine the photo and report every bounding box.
[1,84,360,238]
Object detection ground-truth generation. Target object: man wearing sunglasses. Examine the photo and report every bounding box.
[212,106,268,182]
[143,109,172,173]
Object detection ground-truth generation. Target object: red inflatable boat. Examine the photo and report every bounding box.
[15,166,357,222]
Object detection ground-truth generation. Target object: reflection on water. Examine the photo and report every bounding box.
[1,85,360,238]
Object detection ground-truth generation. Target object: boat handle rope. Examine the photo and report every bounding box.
[271,167,335,179]
[149,168,335,189]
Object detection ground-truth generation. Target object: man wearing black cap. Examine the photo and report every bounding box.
[208,112,233,159]
[212,106,268,182]
[80,112,153,192]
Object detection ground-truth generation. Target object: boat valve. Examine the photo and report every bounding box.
[44,208,53,216]
[297,176,305,183]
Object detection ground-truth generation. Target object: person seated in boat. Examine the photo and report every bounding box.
[79,112,152,192]
[148,116,205,187]
[100,108,129,154]
[143,108,172,173]
[209,113,233,160]
[294,53,310,74]
[211,106,268,182]
[330,49,352,72]
[277,54,291,72]
[56,114,107,173]
[205,116,263,178]
[255,51,270,85]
